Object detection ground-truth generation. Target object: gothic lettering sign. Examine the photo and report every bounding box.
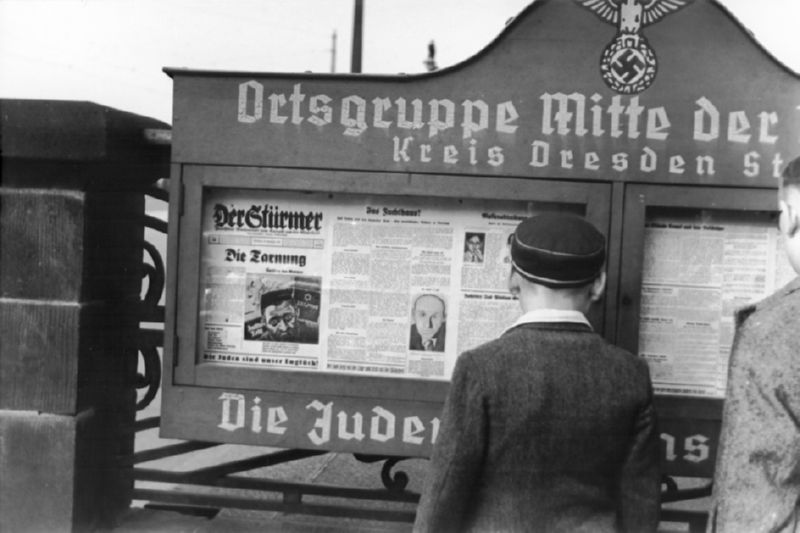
[168,0,799,188]
[163,388,443,456]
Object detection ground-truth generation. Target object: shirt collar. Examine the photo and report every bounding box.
[502,308,592,336]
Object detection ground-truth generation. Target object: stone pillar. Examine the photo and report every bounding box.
[0,100,170,532]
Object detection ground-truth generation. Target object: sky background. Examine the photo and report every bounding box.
[0,0,798,125]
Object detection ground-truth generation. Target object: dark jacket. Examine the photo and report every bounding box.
[708,277,800,533]
[409,323,446,352]
[414,322,660,533]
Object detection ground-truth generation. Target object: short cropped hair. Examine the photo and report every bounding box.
[782,156,800,191]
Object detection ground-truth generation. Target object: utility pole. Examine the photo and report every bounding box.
[331,30,337,73]
[351,0,363,73]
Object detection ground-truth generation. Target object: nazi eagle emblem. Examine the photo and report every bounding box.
[576,0,693,94]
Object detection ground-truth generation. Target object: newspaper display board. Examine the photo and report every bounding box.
[198,187,573,381]
[162,0,800,469]
[638,210,796,398]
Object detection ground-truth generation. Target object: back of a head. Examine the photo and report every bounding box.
[783,156,800,193]
[510,213,606,289]
[780,156,800,275]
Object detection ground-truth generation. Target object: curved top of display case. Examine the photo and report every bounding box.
[165,0,800,187]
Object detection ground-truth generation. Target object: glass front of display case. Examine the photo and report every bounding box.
[175,167,612,392]
[196,186,585,383]
[638,206,792,398]
[618,184,783,476]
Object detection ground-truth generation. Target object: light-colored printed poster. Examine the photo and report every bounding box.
[197,187,550,380]
[638,212,795,398]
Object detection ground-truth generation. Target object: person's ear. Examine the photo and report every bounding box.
[508,269,521,297]
[780,199,800,238]
[589,271,607,303]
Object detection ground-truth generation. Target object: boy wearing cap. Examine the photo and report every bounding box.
[707,156,800,533]
[414,213,660,533]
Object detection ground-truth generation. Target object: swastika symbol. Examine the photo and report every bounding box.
[610,49,646,83]
[600,37,657,94]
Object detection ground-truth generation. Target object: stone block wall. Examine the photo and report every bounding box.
[0,100,170,532]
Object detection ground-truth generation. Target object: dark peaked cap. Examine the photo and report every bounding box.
[511,213,605,288]
[261,288,294,313]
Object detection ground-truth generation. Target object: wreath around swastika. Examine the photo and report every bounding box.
[599,36,657,95]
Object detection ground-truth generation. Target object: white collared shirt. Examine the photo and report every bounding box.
[502,308,592,336]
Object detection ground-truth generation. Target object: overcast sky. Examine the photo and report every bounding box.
[0,0,797,125]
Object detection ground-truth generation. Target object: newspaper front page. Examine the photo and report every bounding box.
[638,211,796,397]
[197,187,548,380]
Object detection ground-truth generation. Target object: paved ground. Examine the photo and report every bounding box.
[115,507,413,533]
[116,506,704,533]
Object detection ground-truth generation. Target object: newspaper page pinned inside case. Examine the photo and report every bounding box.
[638,210,796,398]
[197,187,555,380]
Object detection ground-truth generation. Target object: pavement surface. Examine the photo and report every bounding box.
[115,508,413,533]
